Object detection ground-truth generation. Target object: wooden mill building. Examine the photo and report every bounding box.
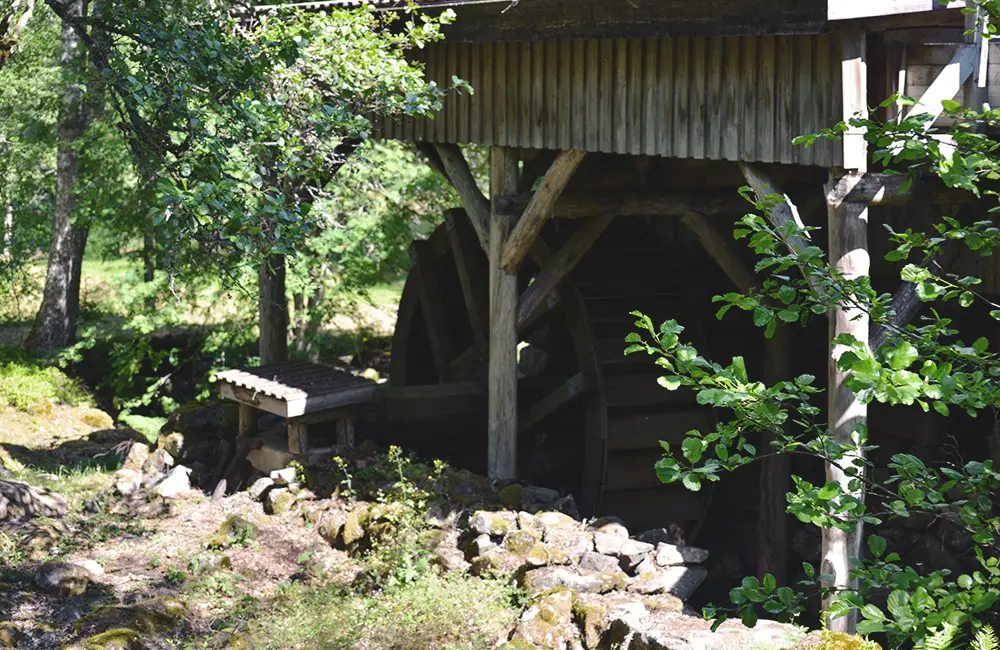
[229,0,998,629]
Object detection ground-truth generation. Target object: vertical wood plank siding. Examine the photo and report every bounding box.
[379,35,842,167]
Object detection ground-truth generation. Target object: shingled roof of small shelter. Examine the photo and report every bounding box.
[254,0,506,11]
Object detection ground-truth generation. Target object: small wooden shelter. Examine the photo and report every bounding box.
[262,0,998,630]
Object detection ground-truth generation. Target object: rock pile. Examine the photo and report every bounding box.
[113,439,193,500]
[0,479,68,521]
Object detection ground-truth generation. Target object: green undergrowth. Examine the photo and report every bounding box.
[0,345,92,411]
[245,572,520,650]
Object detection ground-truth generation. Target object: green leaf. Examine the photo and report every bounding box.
[958,574,973,589]
[856,619,885,636]
[867,535,887,558]
[941,98,962,113]
[658,376,682,391]
[682,437,705,463]
[959,291,975,307]
[624,344,645,355]
[802,562,815,579]
[731,356,748,383]
[682,474,702,491]
[885,342,918,370]
[861,604,885,622]
[753,307,771,327]
[818,482,840,500]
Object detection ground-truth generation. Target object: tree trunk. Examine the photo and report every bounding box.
[25,0,92,352]
[292,291,306,353]
[258,253,288,366]
[142,225,156,310]
[2,201,11,262]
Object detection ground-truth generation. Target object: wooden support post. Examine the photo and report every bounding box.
[336,416,355,447]
[238,404,258,437]
[288,419,308,455]
[434,144,491,251]
[679,211,757,294]
[501,149,586,272]
[824,30,869,633]
[488,146,520,480]
[517,212,616,331]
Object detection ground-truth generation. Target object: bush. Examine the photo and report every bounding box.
[0,346,91,411]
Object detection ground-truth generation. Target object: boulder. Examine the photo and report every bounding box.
[114,470,142,498]
[511,588,583,650]
[593,532,625,556]
[543,528,594,559]
[504,530,542,556]
[518,511,541,533]
[587,516,629,538]
[317,510,347,546]
[617,539,655,572]
[635,526,685,547]
[653,543,709,566]
[522,484,561,506]
[157,432,185,458]
[152,466,192,498]
[471,548,527,575]
[536,510,578,531]
[122,442,150,472]
[470,533,496,557]
[35,562,92,597]
[248,477,274,500]
[141,449,175,487]
[470,510,519,537]
[579,552,621,574]
[628,565,707,600]
[522,566,627,596]
[794,630,881,650]
[0,480,69,520]
[605,610,804,650]
[265,488,297,515]
[270,467,296,486]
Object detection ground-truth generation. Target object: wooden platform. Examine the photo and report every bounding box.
[216,361,376,454]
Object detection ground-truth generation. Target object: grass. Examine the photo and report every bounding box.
[247,572,520,650]
[0,346,92,411]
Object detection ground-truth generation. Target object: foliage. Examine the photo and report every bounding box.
[248,572,519,650]
[630,3,1000,645]
[0,345,91,411]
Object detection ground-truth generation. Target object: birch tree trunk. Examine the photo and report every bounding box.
[25,0,92,352]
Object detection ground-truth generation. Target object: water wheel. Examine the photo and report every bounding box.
[387,208,717,532]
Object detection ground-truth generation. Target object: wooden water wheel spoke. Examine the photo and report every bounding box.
[410,239,458,381]
[445,209,490,350]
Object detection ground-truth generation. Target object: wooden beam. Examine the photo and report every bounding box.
[824,170,871,634]
[518,372,588,434]
[445,208,490,350]
[434,143,490,251]
[908,43,976,123]
[410,240,459,382]
[501,149,586,272]
[679,211,757,294]
[738,162,823,294]
[553,192,747,219]
[833,171,978,204]
[517,212,616,332]
[377,381,484,422]
[288,420,308,455]
[828,0,962,21]
[238,404,258,436]
[841,29,868,171]
[488,146,520,480]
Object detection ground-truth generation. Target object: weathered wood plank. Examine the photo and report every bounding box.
[586,39,600,152]
[679,211,757,293]
[411,240,458,381]
[758,35,777,163]
[642,39,658,155]
[690,37,707,159]
[502,149,587,272]
[572,40,587,149]
[494,41,507,146]
[481,42,493,146]
[673,37,691,158]
[657,38,673,156]
[908,43,976,122]
[447,42,459,143]
[488,146,520,480]
[445,208,490,350]
[379,381,484,422]
[533,40,546,149]
[517,212,616,331]
[520,42,532,146]
[630,38,644,155]
[706,37,724,160]
[614,39,628,153]
[842,29,869,171]
[796,35,815,166]
[600,39,614,152]
[722,37,741,161]
[814,34,834,166]
[777,35,795,163]
[558,39,571,150]
[469,43,482,143]
[434,143,490,251]
[740,37,758,162]
[238,403,258,436]
[288,420,308,455]
[607,411,715,450]
[457,42,470,142]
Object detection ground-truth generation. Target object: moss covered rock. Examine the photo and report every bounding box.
[207,516,257,550]
[340,503,371,548]
[504,530,541,556]
[511,588,581,649]
[572,599,608,650]
[794,630,882,650]
[265,488,297,515]
[35,562,91,597]
[470,510,518,537]
[156,433,184,458]
[70,627,142,649]
[499,484,524,508]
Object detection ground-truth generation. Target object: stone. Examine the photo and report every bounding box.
[593,532,625,556]
[499,483,524,508]
[157,432,185,458]
[511,588,581,650]
[633,556,657,578]
[248,477,274,500]
[114,470,142,498]
[642,594,685,614]
[270,467,296,486]
[572,597,609,649]
[0,480,69,520]
[152,466,192,498]
[470,548,525,575]
[579,552,621,573]
[317,510,347,546]
[471,533,496,557]
[265,488,297,515]
[248,446,295,475]
[207,516,258,550]
[35,562,91,597]
[629,565,707,600]
[517,511,540,533]
[524,543,571,567]
[122,442,151,472]
[587,516,629,538]
[551,494,581,519]
[469,510,518,536]
[794,630,882,650]
[340,503,371,548]
[80,408,114,430]
[504,530,542,556]
[543,528,594,559]
[142,448,175,486]
[618,538,655,571]
[654,543,709,566]
[73,628,143,649]
[425,503,458,528]
[521,566,626,596]
[75,559,105,577]
[536,510,578,531]
[0,622,24,648]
